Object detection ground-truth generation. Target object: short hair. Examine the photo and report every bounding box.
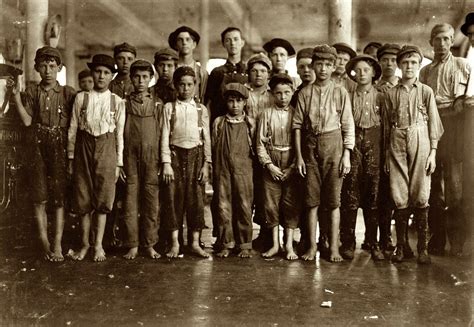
[221,27,242,44]
[78,69,92,80]
[173,66,196,86]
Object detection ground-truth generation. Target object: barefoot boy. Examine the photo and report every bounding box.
[67,54,126,261]
[293,45,355,262]
[257,73,302,260]
[8,46,76,261]
[212,83,256,258]
[122,60,163,260]
[161,66,211,258]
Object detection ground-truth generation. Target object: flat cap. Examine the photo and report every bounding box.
[173,66,196,84]
[113,42,137,57]
[345,54,382,82]
[263,38,296,56]
[78,69,92,80]
[363,42,382,53]
[130,59,154,74]
[396,45,424,63]
[461,12,474,36]
[312,44,338,61]
[269,73,294,90]
[87,54,117,73]
[377,43,401,60]
[168,26,200,51]
[247,53,272,72]
[154,48,178,64]
[35,46,62,64]
[223,82,249,99]
[332,42,357,58]
[296,48,313,62]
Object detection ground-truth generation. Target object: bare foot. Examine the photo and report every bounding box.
[262,246,279,258]
[329,249,343,263]
[301,246,317,261]
[238,249,252,258]
[286,249,299,261]
[190,244,210,258]
[93,247,106,262]
[123,247,138,260]
[216,248,231,258]
[145,247,161,259]
[166,244,180,258]
[40,239,52,261]
[67,246,90,261]
[49,246,64,262]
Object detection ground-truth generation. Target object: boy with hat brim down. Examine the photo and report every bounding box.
[363,42,382,59]
[168,26,208,103]
[293,45,355,262]
[7,46,76,261]
[263,38,296,77]
[257,73,303,260]
[332,42,357,93]
[78,69,93,92]
[419,24,471,257]
[384,45,444,264]
[161,66,211,258]
[212,83,256,258]
[67,54,126,262]
[340,55,385,261]
[121,60,163,260]
[151,48,178,105]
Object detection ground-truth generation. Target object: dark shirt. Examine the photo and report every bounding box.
[150,79,176,105]
[109,74,134,99]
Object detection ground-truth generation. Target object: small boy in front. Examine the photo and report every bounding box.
[212,83,256,258]
[161,66,211,258]
[122,60,163,260]
[8,46,76,261]
[257,73,302,260]
[383,45,443,264]
[78,69,94,92]
[67,54,126,261]
[293,45,355,262]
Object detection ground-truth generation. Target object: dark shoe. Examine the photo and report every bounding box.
[361,242,371,251]
[391,246,404,263]
[403,243,415,259]
[371,245,385,261]
[340,247,354,260]
[417,250,431,264]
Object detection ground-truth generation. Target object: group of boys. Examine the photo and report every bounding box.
[7,18,472,264]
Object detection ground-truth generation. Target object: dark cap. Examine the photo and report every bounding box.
[173,66,196,85]
[332,42,357,58]
[345,54,382,82]
[168,26,200,51]
[461,12,474,36]
[247,53,272,72]
[154,48,178,65]
[269,73,294,90]
[223,82,249,99]
[263,38,296,56]
[296,48,314,62]
[130,59,154,75]
[78,69,92,80]
[87,54,117,73]
[113,42,137,57]
[35,46,62,65]
[377,43,401,60]
[312,44,338,61]
[363,42,382,53]
[397,45,424,63]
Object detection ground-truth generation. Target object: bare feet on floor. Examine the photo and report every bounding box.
[123,247,138,260]
[145,247,161,259]
[49,246,64,262]
[216,248,231,258]
[262,246,279,258]
[67,246,90,261]
[329,248,343,262]
[40,239,53,261]
[93,247,106,262]
[166,244,180,258]
[238,249,252,258]
[285,246,299,261]
[301,246,317,261]
[190,244,210,258]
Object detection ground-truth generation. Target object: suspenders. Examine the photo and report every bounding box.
[170,100,204,144]
[79,91,116,128]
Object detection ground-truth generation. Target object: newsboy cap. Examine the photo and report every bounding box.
[296,48,314,62]
[87,54,117,73]
[312,44,338,61]
[223,82,249,99]
[168,26,200,51]
[396,45,424,63]
[154,48,178,65]
[113,42,137,57]
[247,53,272,72]
[130,59,154,75]
[35,46,62,65]
[376,43,401,60]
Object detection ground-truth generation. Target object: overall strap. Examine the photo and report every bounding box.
[170,101,176,138]
[197,103,204,143]
[81,92,89,114]
[110,93,116,113]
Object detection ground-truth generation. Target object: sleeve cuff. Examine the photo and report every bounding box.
[430,140,438,149]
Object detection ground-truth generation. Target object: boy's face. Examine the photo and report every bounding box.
[176,32,196,55]
[272,83,293,108]
[431,31,454,56]
[297,58,315,84]
[270,46,288,72]
[353,60,374,86]
[155,59,176,81]
[398,54,421,80]
[92,65,114,91]
[223,30,245,56]
[226,94,246,116]
[176,75,195,100]
[131,69,152,93]
[35,59,61,84]
[79,76,94,91]
[379,54,397,78]
[312,59,336,82]
[249,63,269,88]
[335,51,351,75]
[115,51,136,75]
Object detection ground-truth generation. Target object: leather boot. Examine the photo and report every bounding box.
[392,208,410,263]
[340,209,358,260]
[415,207,431,264]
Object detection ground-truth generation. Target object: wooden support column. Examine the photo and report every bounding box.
[64,0,76,88]
[25,0,48,83]
[328,0,352,45]
[199,0,210,68]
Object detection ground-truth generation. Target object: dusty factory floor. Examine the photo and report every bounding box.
[0,205,471,326]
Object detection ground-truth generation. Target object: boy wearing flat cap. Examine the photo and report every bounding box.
[121,60,163,260]
[161,66,211,258]
[293,44,355,262]
[7,46,76,261]
[67,54,126,262]
[109,42,137,99]
[263,38,296,77]
[340,55,384,261]
[212,83,256,258]
[363,42,382,59]
[376,43,401,93]
[151,48,178,105]
[332,42,357,93]
[419,24,471,257]
[257,73,303,260]
[383,45,443,264]
[168,26,208,103]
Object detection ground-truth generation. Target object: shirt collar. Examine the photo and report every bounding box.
[398,78,422,90]
[39,81,61,93]
[355,85,376,96]
[176,98,196,106]
[433,52,452,64]
[225,60,245,71]
[225,113,246,123]
[131,91,152,100]
[274,104,289,112]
